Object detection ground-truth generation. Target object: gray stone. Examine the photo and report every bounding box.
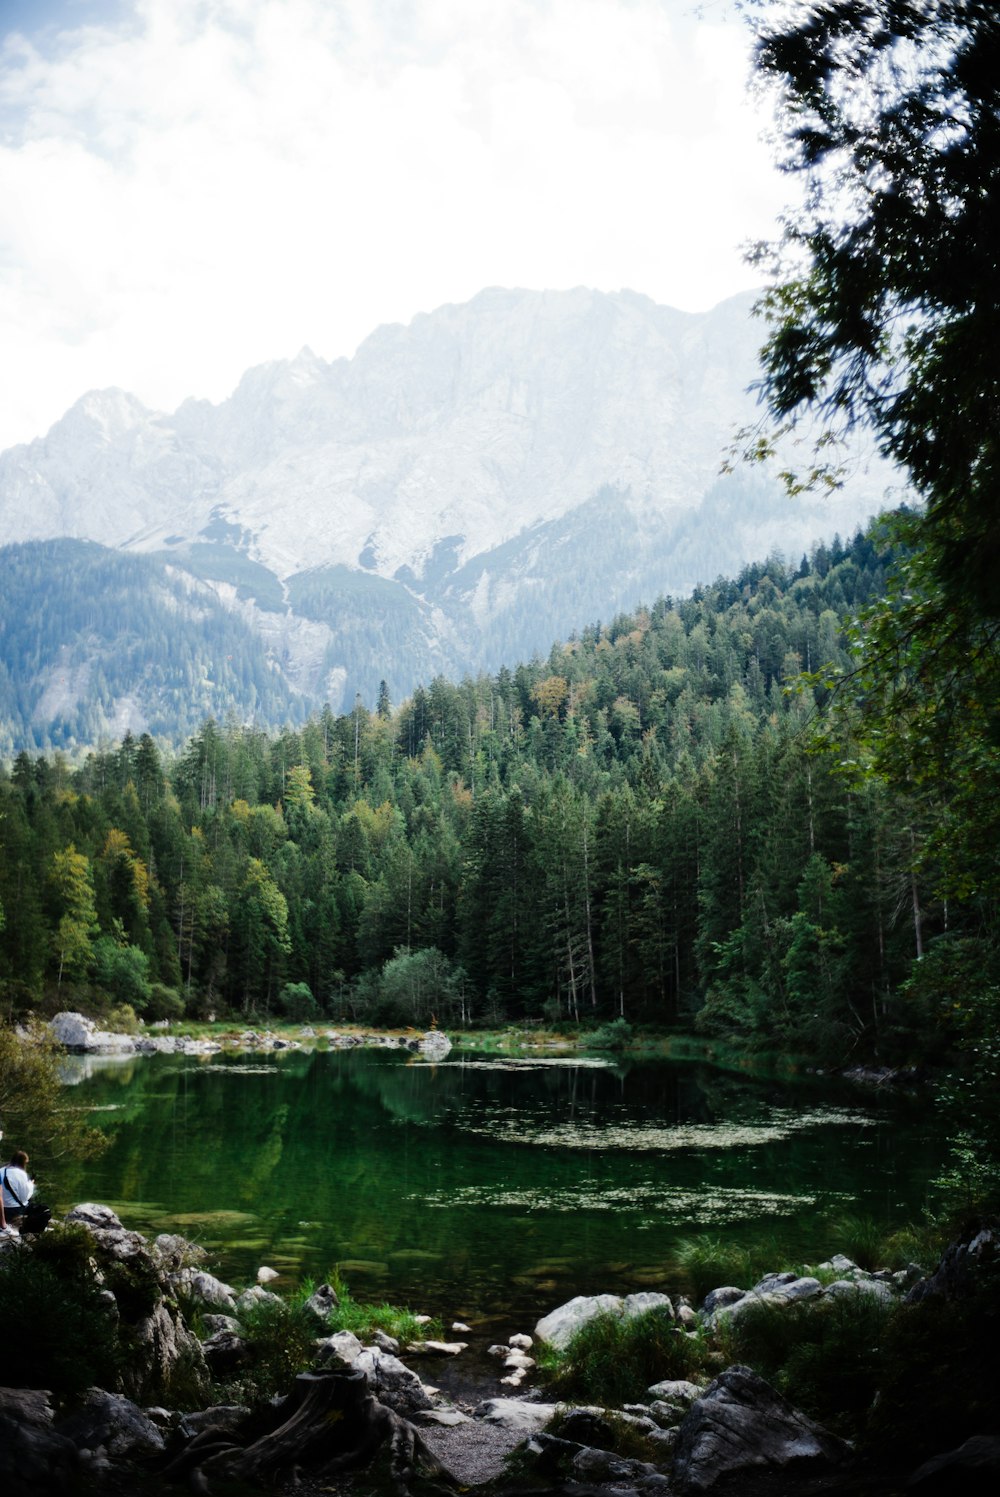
[825,1277,895,1304]
[201,1313,240,1335]
[49,1011,136,1054]
[235,1284,282,1313]
[256,1265,280,1283]
[353,1348,434,1414]
[201,1328,251,1375]
[907,1434,1000,1492]
[701,1286,745,1315]
[624,1291,674,1319]
[316,1329,364,1366]
[64,1202,125,1232]
[771,1275,824,1304]
[406,1339,469,1356]
[0,1387,78,1497]
[672,1365,852,1493]
[420,1030,453,1058]
[473,1397,560,1431]
[416,1407,470,1426]
[535,1292,623,1350]
[56,1388,165,1460]
[750,1271,800,1294]
[179,1404,251,1438]
[503,1349,535,1370]
[299,1281,339,1329]
[122,1301,208,1400]
[172,1268,238,1312]
[152,1233,205,1268]
[508,1331,533,1349]
[647,1379,702,1405]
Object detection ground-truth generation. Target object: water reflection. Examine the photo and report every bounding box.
[55,1048,945,1320]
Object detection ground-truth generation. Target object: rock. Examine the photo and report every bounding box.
[0,1387,78,1497]
[64,1203,125,1232]
[179,1405,251,1438]
[671,1365,852,1493]
[122,1301,209,1401]
[370,1330,400,1353]
[770,1275,824,1304]
[503,1350,535,1370]
[57,1388,165,1460]
[701,1286,745,1315]
[500,1370,528,1387]
[49,1011,136,1054]
[152,1233,205,1268]
[172,1268,238,1312]
[825,1277,896,1303]
[202,1328,251,1375]
[907,1434,1000,1492]
[416,1407,471,1426]
[298,1282,339,1329]
[907,1226,999,1304]
[557,1408,617,1446]
[535,1292,624,1350]
[420,1030,452,1058]
[647,1379,702,1405]
[487,1343,510,1357]
[624,1290,674,1319]
[509,1331,533,1349]
[353,1348,434,1415]
[750,1271,800,1294]
[405,1339,468,1355]
[256,1265,280,1284]
[530,1431,664,1485]
[452,1321,472,1333]
[316,1329,364,1366]
[200,1313,240,1335]
[235,1285,282,1313]
[474,1397,560,1431]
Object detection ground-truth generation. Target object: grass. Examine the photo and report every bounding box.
[320,1270,443,1343]
[538,1307,707,1405]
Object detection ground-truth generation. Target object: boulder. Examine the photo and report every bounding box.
[256,1265,280,1284]
[171,1267,238,1312]
[0,1387,78,1497]
[120,1300,208,1402]
[701,1286,745,1315]
[178,1405,251,1439]
[473,1397,560,1432]
[624,1291,674,1319]
[298,1282,339,1329]
[315,1329,364,1366]
[56,1388,165,1460]
[236,1284,283,1314]
[907,1434,1000,1493]
[419,1030,453,1059]
[647,1379,702,1405]
[508,1332,533,1349]
[671,1365,852,1493]
[535,1292,623,1350]
[49,1011,136,1054]
[202,1328,251,1375]
[825,1277,896,1303]
[64,1203,124,1233]
[353,1348,434,1415]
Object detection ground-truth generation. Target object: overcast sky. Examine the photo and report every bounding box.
[0,0,789,451]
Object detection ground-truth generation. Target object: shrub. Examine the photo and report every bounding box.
[145,983,185,1022]
[716,1293,897,1438]
[541,1308,706,1405]
[588,1017,634,1051]
[671,1235,756,1303]
[278,982,319,1023]
[0,1236,122,1394]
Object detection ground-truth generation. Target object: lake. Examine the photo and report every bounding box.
[55,1046,946,1325]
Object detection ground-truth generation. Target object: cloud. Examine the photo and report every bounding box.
[0,0,786,449]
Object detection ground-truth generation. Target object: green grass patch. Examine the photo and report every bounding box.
[539,1308,707,1405]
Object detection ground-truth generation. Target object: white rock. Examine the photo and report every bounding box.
[534,1293,624,1351]
[623,1291,674,1319]
[508,1332,533,1349]
[256,1266,279,1284]
[473,1398,560,1432]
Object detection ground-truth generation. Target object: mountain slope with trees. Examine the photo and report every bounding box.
[3,523,983,1076]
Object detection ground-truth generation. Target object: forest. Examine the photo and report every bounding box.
[2,520,992,1081]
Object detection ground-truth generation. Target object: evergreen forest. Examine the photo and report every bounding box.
[3,520,993,1081]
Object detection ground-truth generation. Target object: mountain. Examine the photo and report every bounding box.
[0,287,896,752]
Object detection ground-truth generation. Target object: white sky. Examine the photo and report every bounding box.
[0,0,789,452]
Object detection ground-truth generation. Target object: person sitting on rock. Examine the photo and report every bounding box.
[0,1149,34,1231]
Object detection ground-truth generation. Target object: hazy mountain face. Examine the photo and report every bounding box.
[0,287,893,748]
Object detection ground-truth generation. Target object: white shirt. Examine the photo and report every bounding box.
[0,1165,34,1211]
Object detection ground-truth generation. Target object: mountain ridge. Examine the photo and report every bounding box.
[0,286,895,749]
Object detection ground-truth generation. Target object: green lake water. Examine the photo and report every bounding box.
[54,1048,946,1325]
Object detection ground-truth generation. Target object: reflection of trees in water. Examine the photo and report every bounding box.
[55,1051,945,1317]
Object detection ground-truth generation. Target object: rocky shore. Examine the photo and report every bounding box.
[2,1201,997,1496]
[46,1011,453,1060]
